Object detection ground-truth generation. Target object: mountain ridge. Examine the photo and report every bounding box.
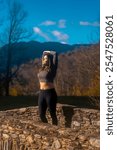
[0,41,92,72]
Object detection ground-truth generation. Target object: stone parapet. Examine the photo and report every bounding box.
[0,104,100,150]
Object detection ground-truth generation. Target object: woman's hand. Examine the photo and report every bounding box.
[43,51,50,54]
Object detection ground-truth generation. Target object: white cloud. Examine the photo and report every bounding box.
[92,22,100,26]
[33,27,50,41]
[52,30,69,41]
[39,19,67,28]
[80,21,90,26]
[60,41,67,44]
[33,27,41,33]
[80,21,100,27]
[58,19,66,28]
[40,20,56,26]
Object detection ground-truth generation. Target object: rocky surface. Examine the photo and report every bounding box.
[0,104,100,150]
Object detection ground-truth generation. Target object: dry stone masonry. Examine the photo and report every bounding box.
[0,104,100,150]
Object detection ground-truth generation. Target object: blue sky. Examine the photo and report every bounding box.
[0,0,100,45]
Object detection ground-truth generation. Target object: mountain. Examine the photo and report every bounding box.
[0,41,91,72]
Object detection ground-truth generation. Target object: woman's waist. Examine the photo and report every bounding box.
[39,82,54,90]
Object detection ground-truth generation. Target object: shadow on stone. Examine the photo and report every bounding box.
[62,105,75,128]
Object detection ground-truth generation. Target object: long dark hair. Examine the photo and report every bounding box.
[39,53,52,72]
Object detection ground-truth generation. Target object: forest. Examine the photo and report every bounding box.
[1,43,99,97]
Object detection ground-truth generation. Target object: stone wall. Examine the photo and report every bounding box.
[0,104,100,150]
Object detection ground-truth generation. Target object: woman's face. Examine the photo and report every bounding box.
[42,55,49,66]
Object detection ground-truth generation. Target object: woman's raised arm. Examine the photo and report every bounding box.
[43,50,58,69]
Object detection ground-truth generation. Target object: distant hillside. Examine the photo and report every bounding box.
[0,41,91,72]
[9,43,100,96]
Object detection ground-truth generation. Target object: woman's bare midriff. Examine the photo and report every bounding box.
[39,82,54,90]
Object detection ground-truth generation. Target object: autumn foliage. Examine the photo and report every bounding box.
[8,43,100,96]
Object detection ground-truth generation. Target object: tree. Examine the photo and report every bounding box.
[0,1,3,27]
[0,0,29,96]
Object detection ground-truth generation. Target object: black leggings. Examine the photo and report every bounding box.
[38,88,58,125]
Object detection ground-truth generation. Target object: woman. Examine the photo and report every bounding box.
[37,50,58,125]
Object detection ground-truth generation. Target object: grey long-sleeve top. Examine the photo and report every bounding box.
[37,51,58,83]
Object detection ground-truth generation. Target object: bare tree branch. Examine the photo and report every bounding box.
[0,0,29,95]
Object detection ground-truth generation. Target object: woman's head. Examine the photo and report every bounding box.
[42,53,52,68]
[42,54,49,66]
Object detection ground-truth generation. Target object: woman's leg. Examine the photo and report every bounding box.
[46,89,58,125]
[38,91,48,123]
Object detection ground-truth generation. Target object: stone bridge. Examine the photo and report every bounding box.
[0,104,100,150]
